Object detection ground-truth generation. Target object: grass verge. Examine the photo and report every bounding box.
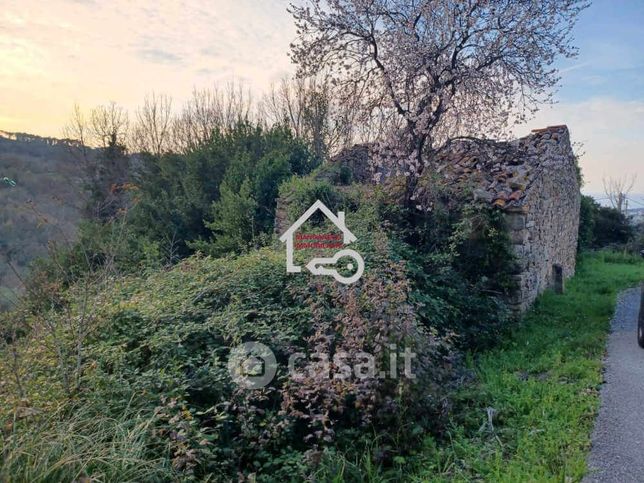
[409,251,644,482]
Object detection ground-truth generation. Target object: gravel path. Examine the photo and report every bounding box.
[585,287,644,483]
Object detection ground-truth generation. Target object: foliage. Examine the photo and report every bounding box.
[0,9,597,477]
[129,122,318,262]
[197,177,259,255]
[593,206,633,247]
[63,102,131,220]
[310,252,644,481]
[311,160,354,186]
[626,221,644,255]
[17,122,321,291]
[279,176,345,221]
[372,180,516,350]
[259,77,362,159]
[449,206,517,295]
[277,171,515,350]
[578,195,597,251]
[0,403,174,482]
[0,190,460,481]
[578,195,633,250]
[1,144,529,482]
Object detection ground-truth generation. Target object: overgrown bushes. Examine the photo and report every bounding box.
[578,195,633,250]
[1,189,463,480]
[0,138,528,481]
[79,122,320,270]
[1,166,519,480]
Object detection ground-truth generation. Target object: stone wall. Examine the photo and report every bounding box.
[504,126,580,311]
[431,124,581,311]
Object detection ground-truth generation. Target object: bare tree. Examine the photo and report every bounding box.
[172,88,219,152]
[172,83,252,153]
[603,174,637,214]
[260,77,310,138]
[64,102,129,151]
[261,77,337,157]
[61,104,95,211]
[63,104,92,165]
[131,93,173,156]
[63,102,130,219]
[90,102,129,150]
[290,0,588,182]
[260,76,392,158]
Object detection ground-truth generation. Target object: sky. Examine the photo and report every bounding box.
[0,0,642,200]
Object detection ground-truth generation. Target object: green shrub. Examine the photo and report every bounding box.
[377,185,516,351]
[578,195,596,251]
[594,205,633,247]
[124,122,317,264]
[594,249,641,265]
[578,195,633,250]
[2,168,521,480]
[312,161,354,185]
[87,250,450,479]
[279,176,343,221]
[406,252,644,481]
[627,221,644,255]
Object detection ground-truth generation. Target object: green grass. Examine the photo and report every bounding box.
[409,251,644,482]
[0,402,174,482]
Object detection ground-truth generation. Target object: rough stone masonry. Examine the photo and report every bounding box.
[431,125,581,311]
[503,126,580,310]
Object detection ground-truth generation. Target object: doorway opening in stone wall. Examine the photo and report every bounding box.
[553,264,564,294]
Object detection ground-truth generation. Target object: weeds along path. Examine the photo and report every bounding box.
[408,254,643,482]
[585,288,644,483]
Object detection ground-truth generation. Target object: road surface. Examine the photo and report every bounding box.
[585,287,644,482]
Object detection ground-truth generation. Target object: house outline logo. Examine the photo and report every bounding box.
[279,199,364,284]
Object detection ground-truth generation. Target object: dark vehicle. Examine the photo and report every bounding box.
[638,285,644,348]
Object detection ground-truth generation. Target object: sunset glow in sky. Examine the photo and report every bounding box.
[1,0,642,196]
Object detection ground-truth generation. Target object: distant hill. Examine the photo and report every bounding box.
[0,130,89,310]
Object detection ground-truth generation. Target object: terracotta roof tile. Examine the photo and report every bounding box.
[435,125,571,210]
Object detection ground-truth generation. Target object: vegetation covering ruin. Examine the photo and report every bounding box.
[3,1,642,481]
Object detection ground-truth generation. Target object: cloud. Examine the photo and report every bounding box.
[0,0,296,136]
[522,97,644,194]
[196,68,216,76]
[136,48,182,65]
[559,61,591,74]
[199,46,220,57]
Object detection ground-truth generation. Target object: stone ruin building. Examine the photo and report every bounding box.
[276,125,581,312]
[433,125,580,311]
